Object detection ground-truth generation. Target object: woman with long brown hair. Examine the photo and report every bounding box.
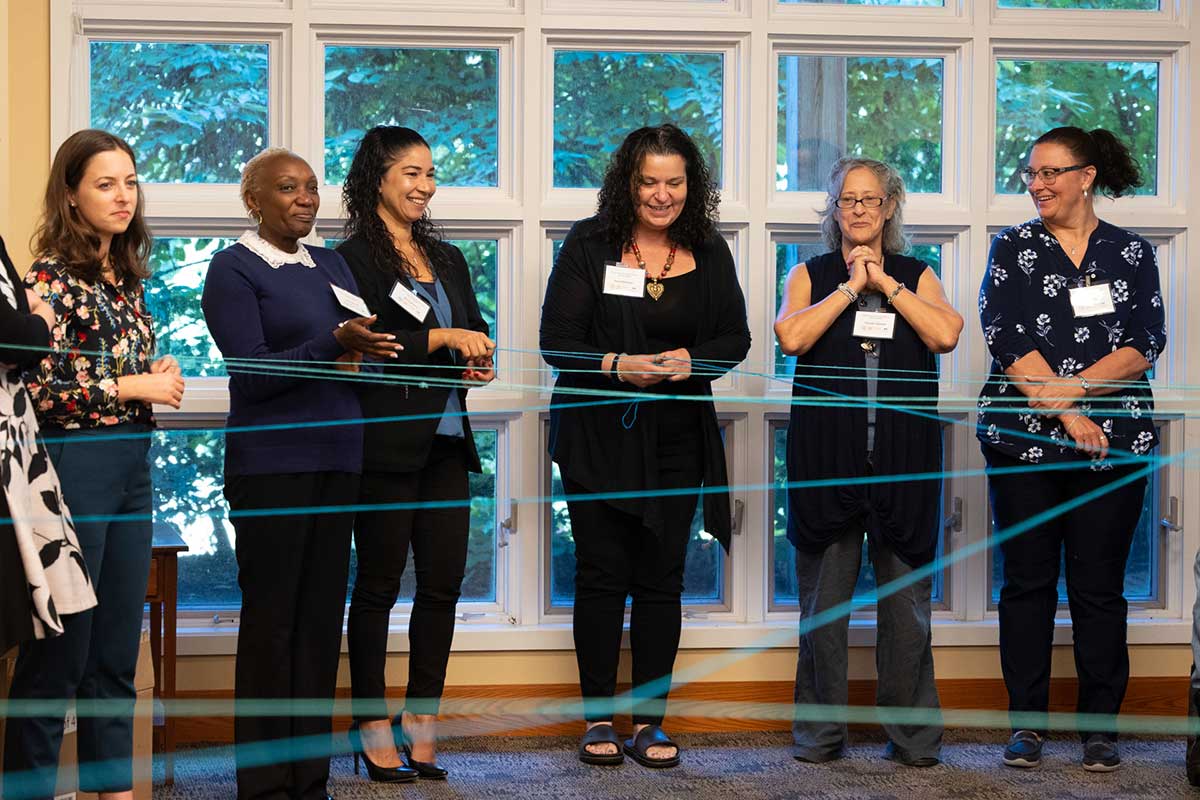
[3,129,184,800]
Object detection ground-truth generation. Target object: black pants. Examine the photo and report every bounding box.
[564,411,703,726]
[986,449,1148,740]
[226,470,358,800]
[347,437,470,720]
[4,425,153,800]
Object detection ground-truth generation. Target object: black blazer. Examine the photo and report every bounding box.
[0,236,50,367]
[539,216,751,550]
[336,233,489,474]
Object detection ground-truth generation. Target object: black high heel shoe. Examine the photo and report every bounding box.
[348,721,419,783]
[393,712,449,780]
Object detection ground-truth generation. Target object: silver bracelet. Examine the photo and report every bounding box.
[836,282,858,303]
[886,282,906,305]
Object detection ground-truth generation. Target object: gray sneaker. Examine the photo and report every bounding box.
[1002,730,1043,768]
[1082,734,1120,772]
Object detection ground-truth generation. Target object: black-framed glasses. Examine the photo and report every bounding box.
[1018,164,1089,186]
[835,195,887,209]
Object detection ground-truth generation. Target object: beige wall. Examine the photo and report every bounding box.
[3,0,50,268]
[3,0,1194,695]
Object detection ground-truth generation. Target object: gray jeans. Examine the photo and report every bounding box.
[792,528,943,761]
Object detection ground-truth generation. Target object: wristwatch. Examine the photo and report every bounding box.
[1077,375,1091,395]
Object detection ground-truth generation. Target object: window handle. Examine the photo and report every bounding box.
[1160,495,1182,533]
[730,498,745,536]
[499,511,516,548]
[943,497,963,532]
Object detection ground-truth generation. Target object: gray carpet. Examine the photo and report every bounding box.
[152,730,1200,799]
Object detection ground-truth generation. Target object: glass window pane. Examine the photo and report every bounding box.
[773,241,941,378]
[553,51,723,188]
[144,237,233,377]
[995,59,1159,194]
[772,424,944,606]
[989,464,1160,604]
[324,46,499,187]
[90,41,269,184]
[999,0,1157,8]
[152,429,239,608]
[777,56,943,193]
[549,463,725,607]
[448,239,498,336]
[780,0,942,4]
[348,429,500,604]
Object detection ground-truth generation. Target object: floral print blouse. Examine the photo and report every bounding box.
[22,260,156,429]
[977,218,1164,466]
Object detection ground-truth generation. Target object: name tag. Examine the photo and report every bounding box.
[330,283,370,317]
[853,310,896,340]
[389,280,431,323]
[1069,283,1115,318]
[602,261,646,298]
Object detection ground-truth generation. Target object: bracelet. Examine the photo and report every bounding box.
[613,353,628,383]
[1064,415,1084,432]
[886,282,906,305]
[1077,374,1091,395]
[836,282,858,303]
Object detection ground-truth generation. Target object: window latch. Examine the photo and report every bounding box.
[730,498,745,536]
[943,497,963,532]
[456,611,486,622]
[1160,495,1182,533]
[499,511,516,548]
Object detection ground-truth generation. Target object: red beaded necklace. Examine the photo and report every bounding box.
[629,240,677,301]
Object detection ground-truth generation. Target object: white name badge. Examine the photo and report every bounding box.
[389,280,431,323]
[330,283,371,317]
[853,310,896,340]
[602,261,646,298]
[1069,283,1116,318]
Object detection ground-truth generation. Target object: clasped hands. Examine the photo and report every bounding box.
[1025,375,1107,458]
[844,245,895,296]
[615,348,692,388]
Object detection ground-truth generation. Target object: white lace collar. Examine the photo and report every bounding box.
[238,230,317,270]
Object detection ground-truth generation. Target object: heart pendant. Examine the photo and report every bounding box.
[646,280,664,301]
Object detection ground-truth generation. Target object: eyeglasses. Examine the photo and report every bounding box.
[1018,164,1088,186]
[835,195,886,209]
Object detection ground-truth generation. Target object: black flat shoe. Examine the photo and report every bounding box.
[622,725,681,769]
[395,712,450,780]
[578,723,624,766]
[348,721,418,783]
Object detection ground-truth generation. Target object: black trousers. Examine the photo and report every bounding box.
[986,449,1148,740]
[225,470,358,800]
[347,437,470,720]
[4,426,152,800]
[563,410,703,726]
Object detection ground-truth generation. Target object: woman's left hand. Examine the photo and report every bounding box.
[463,355,495,385]
[1028,375,1085,414]
[864,256,890,293]
[150,356,182,376]
[655,348,692,382]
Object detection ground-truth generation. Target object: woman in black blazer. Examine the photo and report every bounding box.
[337,126,494,784]
[540,124,751,768]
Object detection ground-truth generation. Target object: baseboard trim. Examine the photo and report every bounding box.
[174,676,1190,745]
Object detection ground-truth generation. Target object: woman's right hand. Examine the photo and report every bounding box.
[118,373,186,409]
[26,289,55,331]
[845,246,871,295]
[433,328,496,360]
[1061,412,1109,459]
[616,354,673,388]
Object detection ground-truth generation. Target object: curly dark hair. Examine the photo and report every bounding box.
[595,124,720,251]
[341,125,447,277]
[1033,126,1143,199]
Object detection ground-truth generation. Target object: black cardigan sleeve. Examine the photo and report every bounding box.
[0,236,51,367]
[538,221,611,383]
[688,234,751,381]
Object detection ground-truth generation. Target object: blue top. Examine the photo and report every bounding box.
[202,241,364,476]
[413,277,464,438]
[977,218,1165,465]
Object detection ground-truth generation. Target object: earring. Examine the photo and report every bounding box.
[248,209,263,226]
[1083,188,1089,198]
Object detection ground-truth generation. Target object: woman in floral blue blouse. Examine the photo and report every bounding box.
[978,127,1164,774]
[4,129,184,800]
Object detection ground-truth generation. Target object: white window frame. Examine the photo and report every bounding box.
[48,0,1200,657]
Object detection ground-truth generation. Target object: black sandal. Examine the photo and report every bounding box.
[578,724,624,766]
[623,725,681,769]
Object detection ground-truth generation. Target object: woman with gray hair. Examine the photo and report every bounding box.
[774,157,962,766]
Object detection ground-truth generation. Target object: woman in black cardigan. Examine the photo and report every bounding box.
[540,124,750,769]
[337,126,494,784]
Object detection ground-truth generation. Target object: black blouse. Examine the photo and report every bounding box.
[0,237,50,368]
[977,218,1164,465]
[785,251,942,567]
[539,216,751,549]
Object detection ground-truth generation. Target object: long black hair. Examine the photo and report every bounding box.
[1033,126,1143,198]
[595,124,720,251]
[341,125,447,276]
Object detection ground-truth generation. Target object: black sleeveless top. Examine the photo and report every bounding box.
[784,250,943,567]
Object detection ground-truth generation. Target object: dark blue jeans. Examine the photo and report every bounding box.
[3,424,153,799]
